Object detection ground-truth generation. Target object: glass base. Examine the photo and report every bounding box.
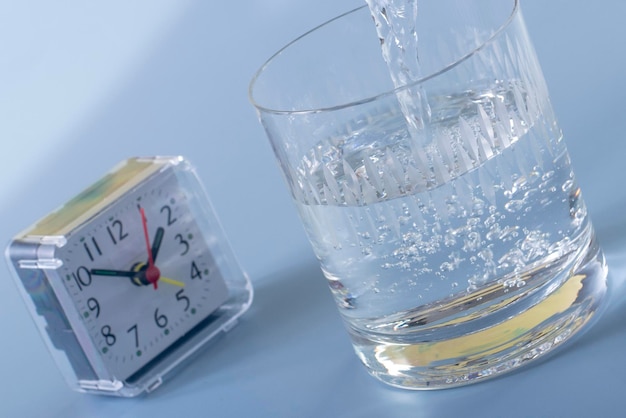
[349,236,608,390]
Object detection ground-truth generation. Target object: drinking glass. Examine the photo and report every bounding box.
[249,0,608,389]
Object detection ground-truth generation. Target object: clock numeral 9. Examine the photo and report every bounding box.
[87,297,100,318]
[71,266,92,291]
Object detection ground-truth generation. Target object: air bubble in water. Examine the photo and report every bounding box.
[561,179,574,193]
[504,199,524,212]
[440,262,454,272]
[463,231,481,252]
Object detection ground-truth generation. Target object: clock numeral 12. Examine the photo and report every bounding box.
[106,219,128,245]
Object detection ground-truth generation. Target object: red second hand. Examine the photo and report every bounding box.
[139,206,159,289]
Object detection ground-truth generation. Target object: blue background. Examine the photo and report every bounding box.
[1,1,625,416]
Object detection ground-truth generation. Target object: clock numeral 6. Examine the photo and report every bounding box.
[154,308,168,328]
[87,297,100,318]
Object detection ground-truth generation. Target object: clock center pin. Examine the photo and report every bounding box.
[145,265,160,286]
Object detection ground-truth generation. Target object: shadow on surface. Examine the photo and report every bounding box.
[148,258,341,397]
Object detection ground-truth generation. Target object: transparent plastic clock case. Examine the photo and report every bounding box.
[5,156,253,397]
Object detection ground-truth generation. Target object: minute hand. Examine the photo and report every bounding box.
[90,269,136,278]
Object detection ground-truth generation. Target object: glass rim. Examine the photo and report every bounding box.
[248,0,519,116]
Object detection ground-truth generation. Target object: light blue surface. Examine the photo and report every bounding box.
[1,1,625,416]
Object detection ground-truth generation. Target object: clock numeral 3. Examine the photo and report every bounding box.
[175,233,190,256]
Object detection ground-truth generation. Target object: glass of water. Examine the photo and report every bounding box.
[249,0,608,389]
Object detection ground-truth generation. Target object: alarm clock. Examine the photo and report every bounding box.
[5,156,252,397]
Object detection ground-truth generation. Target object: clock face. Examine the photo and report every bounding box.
[55,170,229,381]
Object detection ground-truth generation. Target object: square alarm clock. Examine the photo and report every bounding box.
[5,156,253,397]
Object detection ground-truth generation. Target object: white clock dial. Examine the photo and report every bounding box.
[7,156,251,396]
[57,172,228,381]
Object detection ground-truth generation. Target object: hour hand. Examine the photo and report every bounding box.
[90,268,136,278]
[151,227,165,262]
